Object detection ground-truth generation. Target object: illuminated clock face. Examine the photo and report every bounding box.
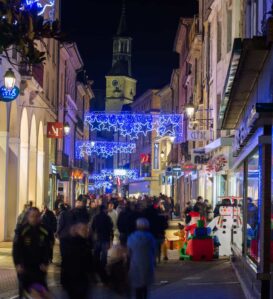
[112,80,119,87]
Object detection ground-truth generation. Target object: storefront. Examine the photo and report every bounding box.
[219,38,273,298]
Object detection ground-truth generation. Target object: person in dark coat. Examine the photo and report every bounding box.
[13,207,51,298]
[184,201,193,225]
[41,205,57,262]
[91,205,113,282]
[61,220,93,299]
[143,205,168,263]
[70,197,90,225]
[117,202,139,245]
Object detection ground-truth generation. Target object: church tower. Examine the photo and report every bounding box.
[105,0,137,112]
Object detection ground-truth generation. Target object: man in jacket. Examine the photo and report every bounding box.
[13,207,51,298]
[41,205,57,262]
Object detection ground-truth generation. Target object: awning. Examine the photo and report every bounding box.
[220,37,269,130]
[205,137,233,153]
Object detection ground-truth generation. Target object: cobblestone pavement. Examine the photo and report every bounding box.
[0,241,245,299]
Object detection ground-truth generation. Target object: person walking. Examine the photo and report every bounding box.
[12,207,51,298]
[41,205,57,263]
[108,201,118,243]
[194,196,206,218]
[61,220,93,299]
[127,218,156,299]
[184,201,193,225]
[91,204,113,282]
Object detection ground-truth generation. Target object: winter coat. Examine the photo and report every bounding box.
[127,230,156,288]
[92,212,113,242]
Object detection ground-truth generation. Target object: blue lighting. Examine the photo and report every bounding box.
[84,113,184,142]
[0,86,20,102]
[20,0,55,17]
[76,141,136,158]
[92,181,113,190]
[89,169,138,181]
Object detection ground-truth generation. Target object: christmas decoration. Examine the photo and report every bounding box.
[89,169,138,181]
[84,112,184,141]
[76,141,136,158]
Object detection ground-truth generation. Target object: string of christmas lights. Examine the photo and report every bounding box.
[76,141,136,158]
[84,112,184,142]
[91,181,113,190]
[89,169,139,181]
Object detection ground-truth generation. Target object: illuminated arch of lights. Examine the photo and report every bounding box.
[84,112,184,142]
[76,141,136,158]
[89,169,139,181]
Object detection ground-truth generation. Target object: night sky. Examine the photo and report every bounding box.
[62,0,197,95]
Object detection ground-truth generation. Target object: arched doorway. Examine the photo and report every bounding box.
[36,121,44,209]
[0,102,8,240]
[7,101,19,239]
[18,108,29,214]
[28,115,37,206]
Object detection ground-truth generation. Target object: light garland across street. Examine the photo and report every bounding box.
[76,141,136,158]
[89,169,139,181]
[84,112,184,141]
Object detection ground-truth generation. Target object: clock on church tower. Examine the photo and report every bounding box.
[105,1,137,112]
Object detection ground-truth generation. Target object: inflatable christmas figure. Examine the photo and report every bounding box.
[185,210,201,237]
[232,205,243,248]
[181,220,214,261]
[208,203,234,256]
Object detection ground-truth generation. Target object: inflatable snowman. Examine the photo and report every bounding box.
[232,205,243,248]
[208,205,234,256]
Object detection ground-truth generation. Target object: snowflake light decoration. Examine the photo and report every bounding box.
[76,141,136,158]
[89,169,138,181]
[84,113,184,142]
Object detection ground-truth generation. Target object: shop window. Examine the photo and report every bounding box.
[246,151,259,264]
[232,164,244,252]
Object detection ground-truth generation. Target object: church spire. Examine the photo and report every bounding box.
[117,0,129,36]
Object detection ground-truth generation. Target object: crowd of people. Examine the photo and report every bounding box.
[183,196,214,225]
[12,193,171,299]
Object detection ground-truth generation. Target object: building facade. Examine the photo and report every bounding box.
[57,43,94,205]
[0,1,61,241]
[129,90,161,197]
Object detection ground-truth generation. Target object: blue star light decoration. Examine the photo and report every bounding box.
[76,141,136,158]
[84,113,184,143]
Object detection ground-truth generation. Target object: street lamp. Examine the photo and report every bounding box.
[185,102,195,119]
[4,68,16,90]
[63,122,71,135]
[160,150,165,159]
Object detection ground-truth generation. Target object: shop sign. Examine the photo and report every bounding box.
[233,105,259,155]
[0,86,20,102]
[140,153,151,164]
[187,130,211,141]
[191,153,210,165]
[47,122,64,138]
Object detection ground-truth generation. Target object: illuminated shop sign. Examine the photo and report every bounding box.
[0,86,20,102]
